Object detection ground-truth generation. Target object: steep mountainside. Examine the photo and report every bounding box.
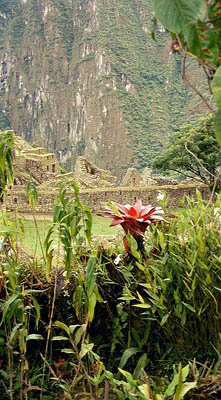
[0,0,209,178]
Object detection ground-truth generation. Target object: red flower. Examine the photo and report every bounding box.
[96,200,169,247]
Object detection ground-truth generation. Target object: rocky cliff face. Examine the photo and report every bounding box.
[0,0,208,178]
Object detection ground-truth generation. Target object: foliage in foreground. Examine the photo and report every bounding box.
[0,130,14,202]
[0,183,220,399]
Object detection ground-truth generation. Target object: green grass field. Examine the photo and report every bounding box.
[19,215,117,256]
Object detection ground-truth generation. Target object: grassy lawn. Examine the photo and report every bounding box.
[19,215,117,256]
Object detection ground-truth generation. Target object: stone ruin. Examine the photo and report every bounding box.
[121,167,157,187]
[13,134,61,186]
[10,134,181,208]
[121,168,144,187]
[9,135,117,194]
[141,167,157,186]
[6,134,209,215]
[74,156,116,189]
[121,166,178,187]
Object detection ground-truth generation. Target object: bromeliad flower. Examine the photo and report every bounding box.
[96,200,169,253]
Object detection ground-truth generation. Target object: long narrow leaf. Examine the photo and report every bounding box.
[0,293,20,326]
[119,347,141,369]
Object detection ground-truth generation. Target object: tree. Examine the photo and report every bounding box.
[153,0,221,145]
[152,115,221,185]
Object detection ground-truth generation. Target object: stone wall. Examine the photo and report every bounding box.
[7,187,56,213]
[6,184,211,214]
[82,184,210,210]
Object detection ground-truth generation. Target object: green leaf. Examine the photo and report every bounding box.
[26,334,43,341]
[196,189,202,202]
[183,23,219,65]
[86,274,96,299]
[26,180,38,209]
[0,369,8,380]
[75,324,87,346]
[9,323,22,345]
[118,368,136,385]
[180,382,197,398]
[55,321,70,336]
[153,0,206,34]
[133,353,148,379]
[131,248,141,261]
[52,336,69,341]
[157,229,165,250]
[119,295,136,301]
[136,262,145,271]
[133,303,151,308]
[156,395,163,400]
[136,291,145,304]
[0,293,20,326]
[164,365,189,397]
[182,302,196,312]
[69,324,80,335]
[138,384,151,399]
[80,342,94,358]
[72,181,79,199]
[86,256,97,282]
[85,208,92,245]
[119,347,141,369]
[94,285,103,303]
[160,313,170,326]
[119,287,136,301]
[61,348,75,354]
[86,256,97,298]
[214,109,221,145]
[183,23,201,56]
[88,292,97,322]
[32,296,41,329]
[7,299,21,323]
[174,364,183,400]
[212,66,221,108]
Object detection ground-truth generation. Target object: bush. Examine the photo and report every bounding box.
[119,190,221,362]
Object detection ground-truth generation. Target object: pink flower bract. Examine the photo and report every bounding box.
[96,200,168,239]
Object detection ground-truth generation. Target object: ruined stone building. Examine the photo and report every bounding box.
[74,157,116,189]
[13,135,60,186]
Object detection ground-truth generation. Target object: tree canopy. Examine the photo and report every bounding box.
[152,115,221,185]
[153,0,221,145]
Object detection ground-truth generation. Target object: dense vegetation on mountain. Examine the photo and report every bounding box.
[0,0,209,177]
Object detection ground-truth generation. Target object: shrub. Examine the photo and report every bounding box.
[120,191,221,361]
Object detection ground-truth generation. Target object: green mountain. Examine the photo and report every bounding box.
[0,0,209,178]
